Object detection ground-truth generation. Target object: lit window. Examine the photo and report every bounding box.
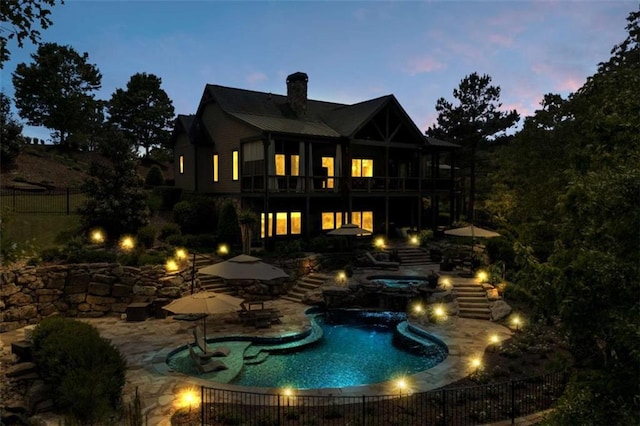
[361,211,373,231]
[352,159,373,177]
[232,151,239,181]
[261,213,265,238]
[322,157,334,188]
[291,155,299,176]
[276,213,288,235]
[213,154,218,182]
[322,212,334,230]
[179,155,184,174]
[291,212,301,234]
[352,211,362,227]
[275,154,285,176]
[261,213,274,238]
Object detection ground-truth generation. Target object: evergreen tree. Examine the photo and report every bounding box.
[78,127,150,239]
[0,93,24,166]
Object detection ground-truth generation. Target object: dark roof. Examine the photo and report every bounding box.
[322,96,391,136]
[425,136,460,148]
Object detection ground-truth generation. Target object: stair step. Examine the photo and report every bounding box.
[457,297,488,304]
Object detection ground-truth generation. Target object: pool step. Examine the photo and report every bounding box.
[282,273,332,304]
[244,350,269,365]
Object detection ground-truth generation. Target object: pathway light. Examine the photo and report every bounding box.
[337,271,346,283]
[476,270,488,283]
[511,315,522,331]
[374,237,385,249]
[409,235,419,246]
[166,259,179,273]
[90,228,105,244]
[119,236,135,251]
[175,248,188,261]
[217,244,229,256]
[470,356,483,372]
[176,387,199,412]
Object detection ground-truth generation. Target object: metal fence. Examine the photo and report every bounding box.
[0,187,85,215]
[199,372,566,425]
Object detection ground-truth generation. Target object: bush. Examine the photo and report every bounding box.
[182,233,217,250]
[144,165,164,186]
[173,198,217,234]
[309,236,330,253]
[159,223,181,241]
[154,186,182,210]
[217,202,240,245]
[274,239,303,256]
[31,317,127,424]
[137,225,157,249]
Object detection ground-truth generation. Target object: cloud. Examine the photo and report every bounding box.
[488,33,514,48]
[246,72,268,86]
[405,56,446,75]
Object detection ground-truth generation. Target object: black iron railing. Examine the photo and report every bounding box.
[0,187,85,215]
[198,372,566,425]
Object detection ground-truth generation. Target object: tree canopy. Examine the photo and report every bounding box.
[108,72,175,156]
[12,42,102,149]
[0,0,63,67]
[0,92,24,166]
[426,72,519,219]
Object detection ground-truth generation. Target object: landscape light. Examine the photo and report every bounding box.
[175,248,187,260]
[476,270,488,283]
[395,377,408,394]
[470,357,482,371]
[337,271,346,283]
[176,387,199,411]
[119,236,135,251]
[90,229,105,244]
[434,306,446,317]
[166,259,179,273]
[374,237,385,249]
[282,387,294,397]
[217,244,229,256]
[489,334,500,345]
[413,303,423,314]
[512,315,522,331]
[409,235,419,246]
[440,277,451,289]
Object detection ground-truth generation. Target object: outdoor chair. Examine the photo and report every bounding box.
[364,252,400,269]
[192,326,230,357]
[188,344,228,373]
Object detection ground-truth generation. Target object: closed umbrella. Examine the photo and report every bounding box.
[163,291,245,350]
[198,254,289,281]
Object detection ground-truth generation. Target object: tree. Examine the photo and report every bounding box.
[12,42,102,149]
[78,127,150,239]
[0,93,24,166]
[0,0,63,68]
[426,73,519,220]
[108,73,175,156]
[217,202,240,247]
[238,209,258,254]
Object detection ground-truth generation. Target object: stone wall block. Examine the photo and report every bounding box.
[27,277,45,290]
[122,266,142,274]
[68,272,91,286]
[35,289,63,304]
[0,283,20,297]
[39,303,58,317]
[158,287,181,298]
[133,285,157,297]
[88,282,111,296]
[66,293,86,304]
[66,284,88,294]
[90,303,111,313]
[5,305,37,321]
[46,275,66,290]
[159,276,182,288]
[17,273,36,285]
[0,270,15,286]
[111,303,129,313]
[110,265,124,277]
[77,303,91,312]
[111,284,132,298]
[54,301,70,312]
[92,274,118,284]
[8,291,33,306]
[86,295,116,306]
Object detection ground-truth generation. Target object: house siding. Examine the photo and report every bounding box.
[200,104,259,194]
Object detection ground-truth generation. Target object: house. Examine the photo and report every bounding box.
[171,72,460,244]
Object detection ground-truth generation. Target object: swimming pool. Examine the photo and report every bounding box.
[166,310,447,389]
[367,275,431,289]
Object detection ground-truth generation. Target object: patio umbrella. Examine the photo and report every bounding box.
[327,223,372,236]
[444,225,500,239]
[163,291,245,351]
[198,254,289,281]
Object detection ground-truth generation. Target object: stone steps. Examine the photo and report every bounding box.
[387,247,433,266]
[453,281,491,320]
[192,254,237,295]
[282,273,333,304]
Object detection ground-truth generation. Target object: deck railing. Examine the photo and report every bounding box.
[198,372,566,425]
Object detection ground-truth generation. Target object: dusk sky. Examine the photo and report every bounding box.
[2,0,635,142]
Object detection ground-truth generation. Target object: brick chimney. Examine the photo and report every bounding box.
[286,72,308,117]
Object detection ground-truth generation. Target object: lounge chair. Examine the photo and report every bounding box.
[364,252,400,269]
[188,344,228,373]
[193,326,231,357]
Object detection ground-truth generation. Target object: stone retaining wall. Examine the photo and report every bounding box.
[0,263,194,332]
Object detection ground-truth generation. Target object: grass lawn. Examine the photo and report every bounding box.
[4,213,80,250]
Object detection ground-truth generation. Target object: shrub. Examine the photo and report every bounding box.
[217,202,240,245]
[173,198,217,234]
[159,223,181,241]
[137,225,157,249]
[182,233,217,250]
[31,317,127,424]
[144,165,164,186]
[308,235,330,252]
[274,239,303,256]
[154,186,183,210]
[417,229,433,247]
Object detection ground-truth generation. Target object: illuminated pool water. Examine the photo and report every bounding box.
[167,310,447,389]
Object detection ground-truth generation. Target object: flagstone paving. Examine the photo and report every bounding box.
[1,265,542,425]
